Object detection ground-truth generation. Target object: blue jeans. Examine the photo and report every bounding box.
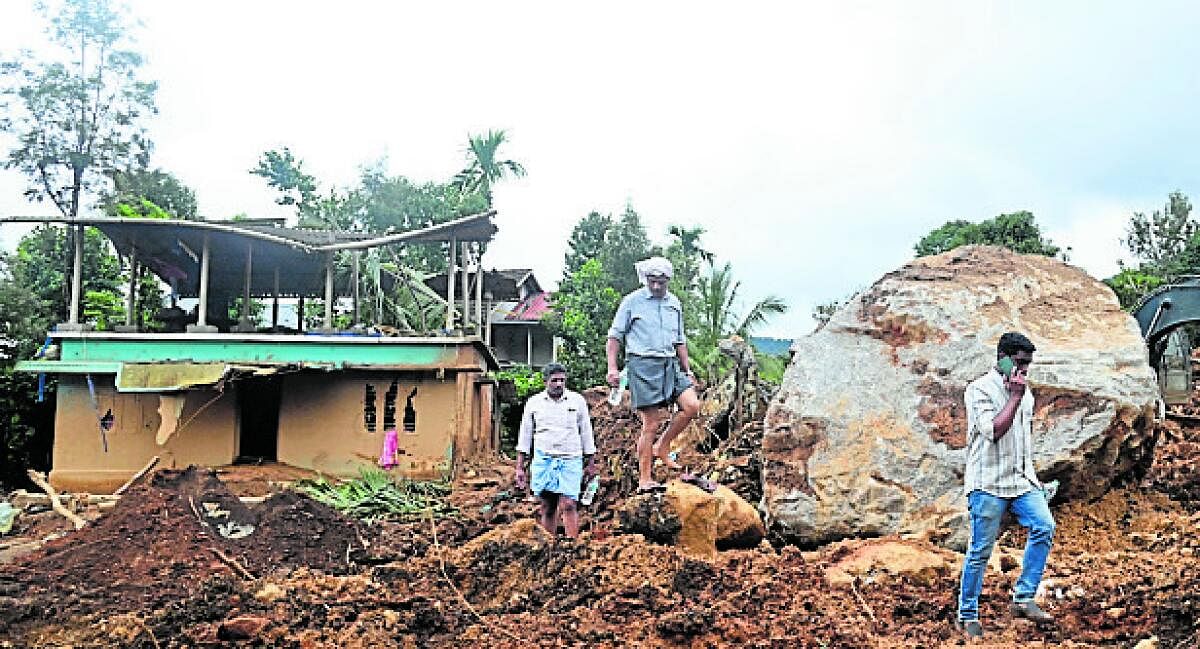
[957,489,1056,621]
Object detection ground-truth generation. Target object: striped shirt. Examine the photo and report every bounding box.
[516,389,596,457]
[607,287,686,357]
[963,368,1041,498]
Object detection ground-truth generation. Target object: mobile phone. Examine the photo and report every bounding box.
[998,357,1015,378]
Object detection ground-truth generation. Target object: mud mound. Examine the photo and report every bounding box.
[0,466,364,635]
[1147,419,1200,506]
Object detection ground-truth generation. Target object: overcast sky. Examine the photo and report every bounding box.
[3,1,1200,337]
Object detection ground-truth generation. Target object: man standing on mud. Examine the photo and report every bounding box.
[515,363,597,538]
[605,257,706,493]
[957,332,1056,638]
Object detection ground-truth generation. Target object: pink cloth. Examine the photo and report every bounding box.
[378,429,400,468]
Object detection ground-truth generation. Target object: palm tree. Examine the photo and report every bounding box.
[693,261,788,382]
[453,130,527,207]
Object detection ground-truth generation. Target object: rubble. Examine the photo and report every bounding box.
[0,320,1197,646]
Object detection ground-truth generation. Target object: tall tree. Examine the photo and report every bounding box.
[914,211,1062,258]
[562,211,613,281]
[1,0,157,318]
[542,259,620,388]
[250,147,322,223]
[601,203,653,296]
[1123,190,1196,273]
[452,129,526,207]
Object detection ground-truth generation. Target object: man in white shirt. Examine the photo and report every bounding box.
[515,363,598,538]
[957,332,1056,639]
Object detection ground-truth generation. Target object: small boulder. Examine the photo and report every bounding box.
[217,615,269,641]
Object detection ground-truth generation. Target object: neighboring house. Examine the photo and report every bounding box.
[427,268,556,369]
[2,213,502,493]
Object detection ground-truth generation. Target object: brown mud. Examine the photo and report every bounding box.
[1,395,1198,647]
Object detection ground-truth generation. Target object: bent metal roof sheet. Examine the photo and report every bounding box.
[0,211,497,299]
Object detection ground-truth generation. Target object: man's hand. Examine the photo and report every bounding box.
[606,368,620,387]
[583,459,599,481]
[1006,368,1028,398]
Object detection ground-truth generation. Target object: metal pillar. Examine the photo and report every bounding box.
[125,246,137,327]
[461,241,469,331]
[67,224,84,325]
[272,267,280,330]
[446,237,457,331]
[236,242,254,331]
[352,250,360,326]
[474,245,482,337]
[527,327,533,366]
[323,254,334,330]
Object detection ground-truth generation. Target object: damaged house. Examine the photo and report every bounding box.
[3,213,501,493]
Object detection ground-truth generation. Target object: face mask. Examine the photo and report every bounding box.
[998,357,1015,378]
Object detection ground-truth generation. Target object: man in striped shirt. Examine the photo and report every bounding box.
[956,332,1056,639]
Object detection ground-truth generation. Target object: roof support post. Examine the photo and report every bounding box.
[234,242,255,332]
[297,296,305,332]
[59,224,87,330]
[527,326,533,366]
[446,236,457,332]
[461,240,469,332]
[474,244,482,338]
[352,250,361,327]
[116,244,139,332]
[272,267,280,331]
[187,234,217,333]
[323,253,334,331]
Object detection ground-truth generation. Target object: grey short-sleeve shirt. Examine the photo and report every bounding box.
[607,287,686,357]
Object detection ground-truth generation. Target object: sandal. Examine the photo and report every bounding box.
[636,482,668,494]
[680,473,719,493]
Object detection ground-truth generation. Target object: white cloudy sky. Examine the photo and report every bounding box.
[3,1,1200,337]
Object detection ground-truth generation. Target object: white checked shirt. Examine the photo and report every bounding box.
[963,368,1041,497]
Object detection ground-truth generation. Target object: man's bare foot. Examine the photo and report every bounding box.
[653,443,683,470]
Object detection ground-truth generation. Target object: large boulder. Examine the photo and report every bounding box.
[620,481,766,557]
[763,245,1159,549]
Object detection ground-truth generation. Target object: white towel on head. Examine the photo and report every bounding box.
[635,256,674,286]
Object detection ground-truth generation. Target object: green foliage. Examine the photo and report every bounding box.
[1104,267,1166,309]
[543,259,620,388]
[0,254,55,489]
[600,204,654,296]
[0,0,157,219]
[295,468,456,522]
[491,365,544,451]
[251,147,318,211]
[344,163,487,274]
[1103,191,1199,309]
[756,352,789,387]
[82,289,124,330]
[1123,191,1196,273]
[14,225,123,323]
[113,198,171,219]
[452,129,526,207]
[103,168,198,219]
[914,211,1062,259]
[493,365,545,400]
[563,211,612,281]
[691,262,788,383]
